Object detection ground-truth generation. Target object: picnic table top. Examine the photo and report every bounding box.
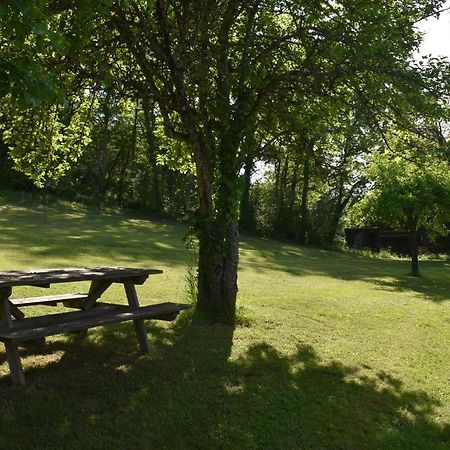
[0,267,163,288]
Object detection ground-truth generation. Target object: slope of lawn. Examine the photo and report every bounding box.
[0,192,449,449]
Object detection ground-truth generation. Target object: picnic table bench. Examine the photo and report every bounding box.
[0,267,189,386]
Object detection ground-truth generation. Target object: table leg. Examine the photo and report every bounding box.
[5,343,26,386]
[1,287,26,386]
[73,279,113,340]
[84,280,113,309]
[123,280,151,353]
[10,303,25,320]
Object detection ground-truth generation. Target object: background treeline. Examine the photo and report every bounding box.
[0,91,197,219]
[1,82,449,250]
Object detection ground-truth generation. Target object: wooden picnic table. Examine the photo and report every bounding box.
[0,267,189,386]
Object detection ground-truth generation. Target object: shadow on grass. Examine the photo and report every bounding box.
[0,202,191,268]
[240,236,450,303]
[1,198,449,303]
[0,317,448,449]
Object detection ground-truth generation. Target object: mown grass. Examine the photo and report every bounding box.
[0,192,449,449]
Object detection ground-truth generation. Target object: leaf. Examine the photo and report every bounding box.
[0,4,7,18]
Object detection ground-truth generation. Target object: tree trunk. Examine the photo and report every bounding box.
[97,91,111,204]
[288,159,300,216]
[193,133,240,324]
[117,104,138,206]
[406,214,420,276]
[197,220,239,323]
[409,228,419,276]
[286,158,300,239]
[299,145,311,244]
[325,176,345,245]
[274,154,289,238]
[142,96,162,213]
[239,154,254,231]
[0,140,8,186]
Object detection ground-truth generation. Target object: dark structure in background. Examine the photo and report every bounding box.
[345,227,382,251]
[345,227,426,256]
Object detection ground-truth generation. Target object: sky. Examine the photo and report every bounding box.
[416,1,450,58]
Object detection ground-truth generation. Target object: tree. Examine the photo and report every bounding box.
[352,145,450,276]
[2,0,447,322]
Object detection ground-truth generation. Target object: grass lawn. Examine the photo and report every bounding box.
[0,192,449,449]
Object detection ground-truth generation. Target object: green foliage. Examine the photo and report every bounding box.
[155,134,195,176]
[1,96,93,187]
[0,1,65,106]
[352,148,450,237]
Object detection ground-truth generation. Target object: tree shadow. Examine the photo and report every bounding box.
[2,199,448,303]
[0,202,191,268]
[239,236,450,303]
[0,318,448,449]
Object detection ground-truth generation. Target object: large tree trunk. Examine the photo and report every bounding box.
[197,220,239,323]
[193,134,240,324]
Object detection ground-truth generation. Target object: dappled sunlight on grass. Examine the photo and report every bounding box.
[240,234,450,303]
[0,202,192,272]
[0,194,449,448]
[0,320,448,449]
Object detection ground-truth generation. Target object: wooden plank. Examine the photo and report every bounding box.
[4,304,128,331]
[0,303,189,343]
[131,275,149,285]
[151,311,179,322]
[64,301,125,310]
[124,280,150,353]
[0,267,163,288]
[11,293,89,307]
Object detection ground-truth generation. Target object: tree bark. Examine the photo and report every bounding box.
[273,154,289,238]
[0,140,8,185]
[117,104,138,206]
[112,4,245,324]
[409,227,419,276]
[407,214,420,276]
[178,126,239,324]
[239,154,255,231]
[142,96,162,213]
[197,220,239,323]
[97,91,111,204]
[288,159,300,217]
[299,144,311,244]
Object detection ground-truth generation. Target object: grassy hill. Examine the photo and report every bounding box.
[0,193,449,449]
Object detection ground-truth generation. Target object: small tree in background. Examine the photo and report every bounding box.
[353,142,450,276]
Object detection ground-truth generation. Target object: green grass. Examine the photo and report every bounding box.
[0,192,449,449]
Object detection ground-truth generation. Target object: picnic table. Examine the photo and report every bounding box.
[0,267,189,386]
